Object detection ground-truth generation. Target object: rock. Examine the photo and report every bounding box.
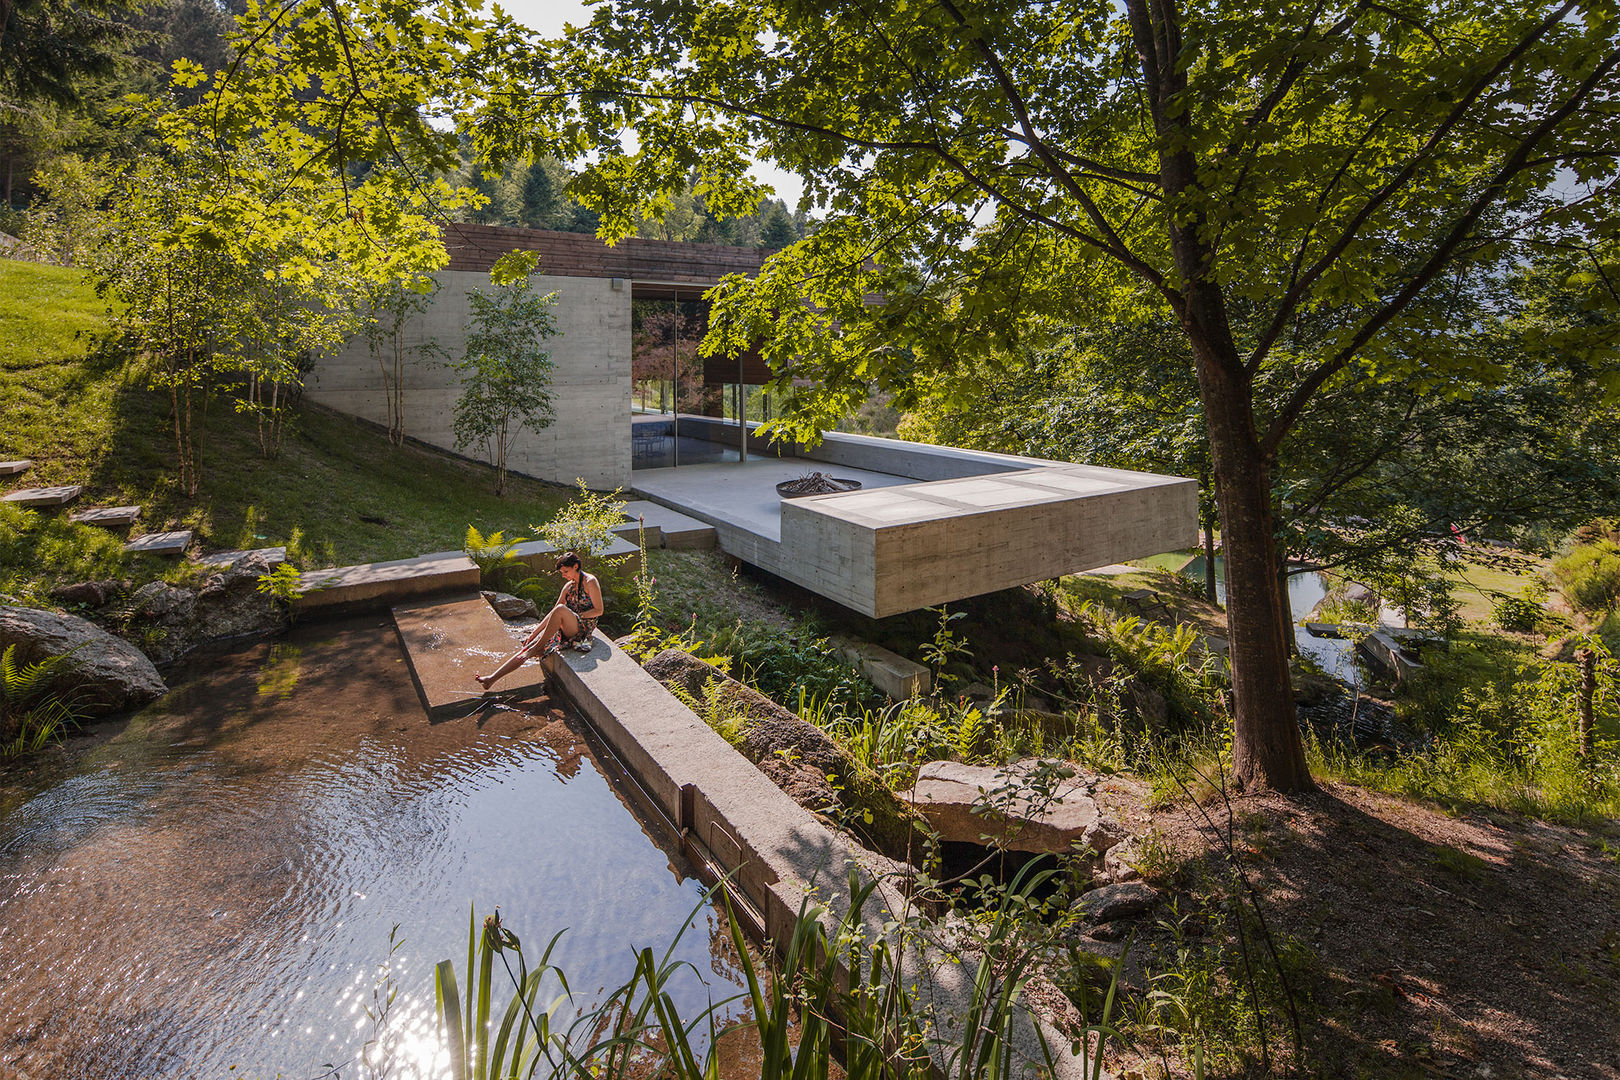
[1292,669,1337,707]
[124,553,286,664]
[1345,582,1376,605]
[0,605,167,716]
[1127,681,1169,731]
[482,590,538,620]
[1104,842,1141,882]
[901,759,1108,856]
[1086,920,1131,942]
[50,579,123,609]
[959,681,995,701]
[642,648,928,862]
[1074,881,1159,922]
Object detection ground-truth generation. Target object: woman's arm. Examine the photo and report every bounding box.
[578,575,604,619]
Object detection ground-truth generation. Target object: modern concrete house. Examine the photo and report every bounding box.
[308,224,1198,617]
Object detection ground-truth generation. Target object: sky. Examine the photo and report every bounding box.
[488,0,806,208]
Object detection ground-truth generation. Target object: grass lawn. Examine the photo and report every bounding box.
[0,258,573,601]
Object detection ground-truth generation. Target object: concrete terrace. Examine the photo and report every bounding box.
[632,426,1198,618]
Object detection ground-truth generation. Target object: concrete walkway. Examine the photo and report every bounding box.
[632,458,911,543]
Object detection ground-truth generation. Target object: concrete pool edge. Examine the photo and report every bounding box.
[544,631,1090,1080]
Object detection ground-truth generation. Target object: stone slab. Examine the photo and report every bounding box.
[196,546,288,570]
[123,530,192,556]
[69,505,141,527]
[904,759,1104,856]
[294,552,480,612]
[508,533,643,574]
[2,484,83,507]
[392,592,543,718]
[0,459,31,476]
[620,499,716,549]
[833,637,930,700]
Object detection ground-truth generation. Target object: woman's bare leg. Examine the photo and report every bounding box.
[474,606,581,689]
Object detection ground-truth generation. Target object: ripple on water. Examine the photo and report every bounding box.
[0,617,749,1079]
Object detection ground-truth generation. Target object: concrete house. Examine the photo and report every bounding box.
[308,224,1198,617]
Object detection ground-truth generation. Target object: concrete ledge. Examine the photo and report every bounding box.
[834,638,930,700]
[2,484,82,507]
[544,633,1083,1078]
[621,500,716,549]
[509,534,643,575]
[294,552,480,612]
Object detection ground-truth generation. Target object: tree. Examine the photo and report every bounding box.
[756,198,795,249]
[519,160,559,229]
[361,274,442,447]
[202,0,1620,793]
[452,276,559,495]
[459,0,1620,793]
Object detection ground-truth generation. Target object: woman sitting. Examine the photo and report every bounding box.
[475,551,602,690]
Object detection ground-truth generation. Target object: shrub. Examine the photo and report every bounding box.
[1491,583,1547,633]
[1553,540,1620,617]
[534,480,627,558]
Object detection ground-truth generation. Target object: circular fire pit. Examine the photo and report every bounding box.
[776,472,864,499]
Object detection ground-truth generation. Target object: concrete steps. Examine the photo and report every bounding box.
[197,546,287,570]
[124,530,192,556]
[70,505,141,527]
[0,460,31,477]
[2,484,83,507]
[392,592,540,718]
[620,500,716,549]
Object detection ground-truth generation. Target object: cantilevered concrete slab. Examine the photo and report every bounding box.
[392,592,541,718]
[3,484,82,507]
[633,442,1197,618]
[70,505,141,527]
[0,460,31,476]
[124,530,192,556]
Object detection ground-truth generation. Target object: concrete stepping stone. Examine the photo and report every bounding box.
[620,499,717,549]
[294,552,479,613]
[392,592,544,718]
[124,530,193,556]
[69,505,141,527]
[196,546,287,570]
[2,484,83,507]
[0,460,32,476]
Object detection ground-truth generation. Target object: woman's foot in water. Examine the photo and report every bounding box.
[474,673,496,690]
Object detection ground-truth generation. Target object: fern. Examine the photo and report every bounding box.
[0,644,84,761]
[463,525,527,585]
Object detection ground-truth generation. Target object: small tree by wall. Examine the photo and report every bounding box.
[452,276,559,495]
[361,274,442,447]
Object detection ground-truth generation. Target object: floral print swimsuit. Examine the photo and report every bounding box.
[555,577,598,652]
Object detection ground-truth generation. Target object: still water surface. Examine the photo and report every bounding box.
[0,617,748,1079]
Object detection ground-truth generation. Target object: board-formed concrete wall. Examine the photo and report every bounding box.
[306,269,631,489]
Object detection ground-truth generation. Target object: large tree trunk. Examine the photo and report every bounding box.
[1199,352,1312,792]
[1130,0,1313,793]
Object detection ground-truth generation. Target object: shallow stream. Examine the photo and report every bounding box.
[0,617,749,1078]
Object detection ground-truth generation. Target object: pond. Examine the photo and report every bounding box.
[0,617,751,1079]
[1184,555,1362,681]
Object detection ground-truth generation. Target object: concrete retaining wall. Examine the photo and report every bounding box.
[307,270,631,489]
[544,633,1085,1078]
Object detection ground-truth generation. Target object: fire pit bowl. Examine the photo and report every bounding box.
[776,472,864,499]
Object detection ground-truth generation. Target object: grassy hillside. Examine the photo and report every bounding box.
[0,258,572,602]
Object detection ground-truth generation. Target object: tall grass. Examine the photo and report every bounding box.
[432,870,1133,1080]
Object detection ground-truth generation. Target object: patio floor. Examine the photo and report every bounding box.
[631,458,912,543]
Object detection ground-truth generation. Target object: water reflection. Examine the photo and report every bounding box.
[1184,555,1360,679]
[0,617,748,1079]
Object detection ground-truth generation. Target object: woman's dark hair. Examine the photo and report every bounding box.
[555,551,581,570]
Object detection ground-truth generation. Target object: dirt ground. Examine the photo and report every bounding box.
[1083,780,1620,1079]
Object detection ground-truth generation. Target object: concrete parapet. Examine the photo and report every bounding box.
[544,633,1084,1078]
[294,552,480,613]
[509,534,642,576]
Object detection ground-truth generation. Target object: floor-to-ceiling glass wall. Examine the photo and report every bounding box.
[631,290,739,469]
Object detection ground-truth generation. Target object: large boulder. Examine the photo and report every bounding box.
[902,759,1118,856]
[124,552,287,664]
[642,648,929,862]
[0,605,167,716]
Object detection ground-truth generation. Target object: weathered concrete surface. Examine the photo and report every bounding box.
[542,634,1086,1079]
[392,593,541,718]
[633,453,1197,618]
[620,499,715,549]
[904,760,1116,856]
[196,546,287,570]
[306,269,632,490]
[69,505,141,527]
[123,530,192,556]
[2,485,83,507]
[294,552,480,612]
[0,460,31,476]
[508,534,642,575]
[0,605,166,716]
[833,637,930,700]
